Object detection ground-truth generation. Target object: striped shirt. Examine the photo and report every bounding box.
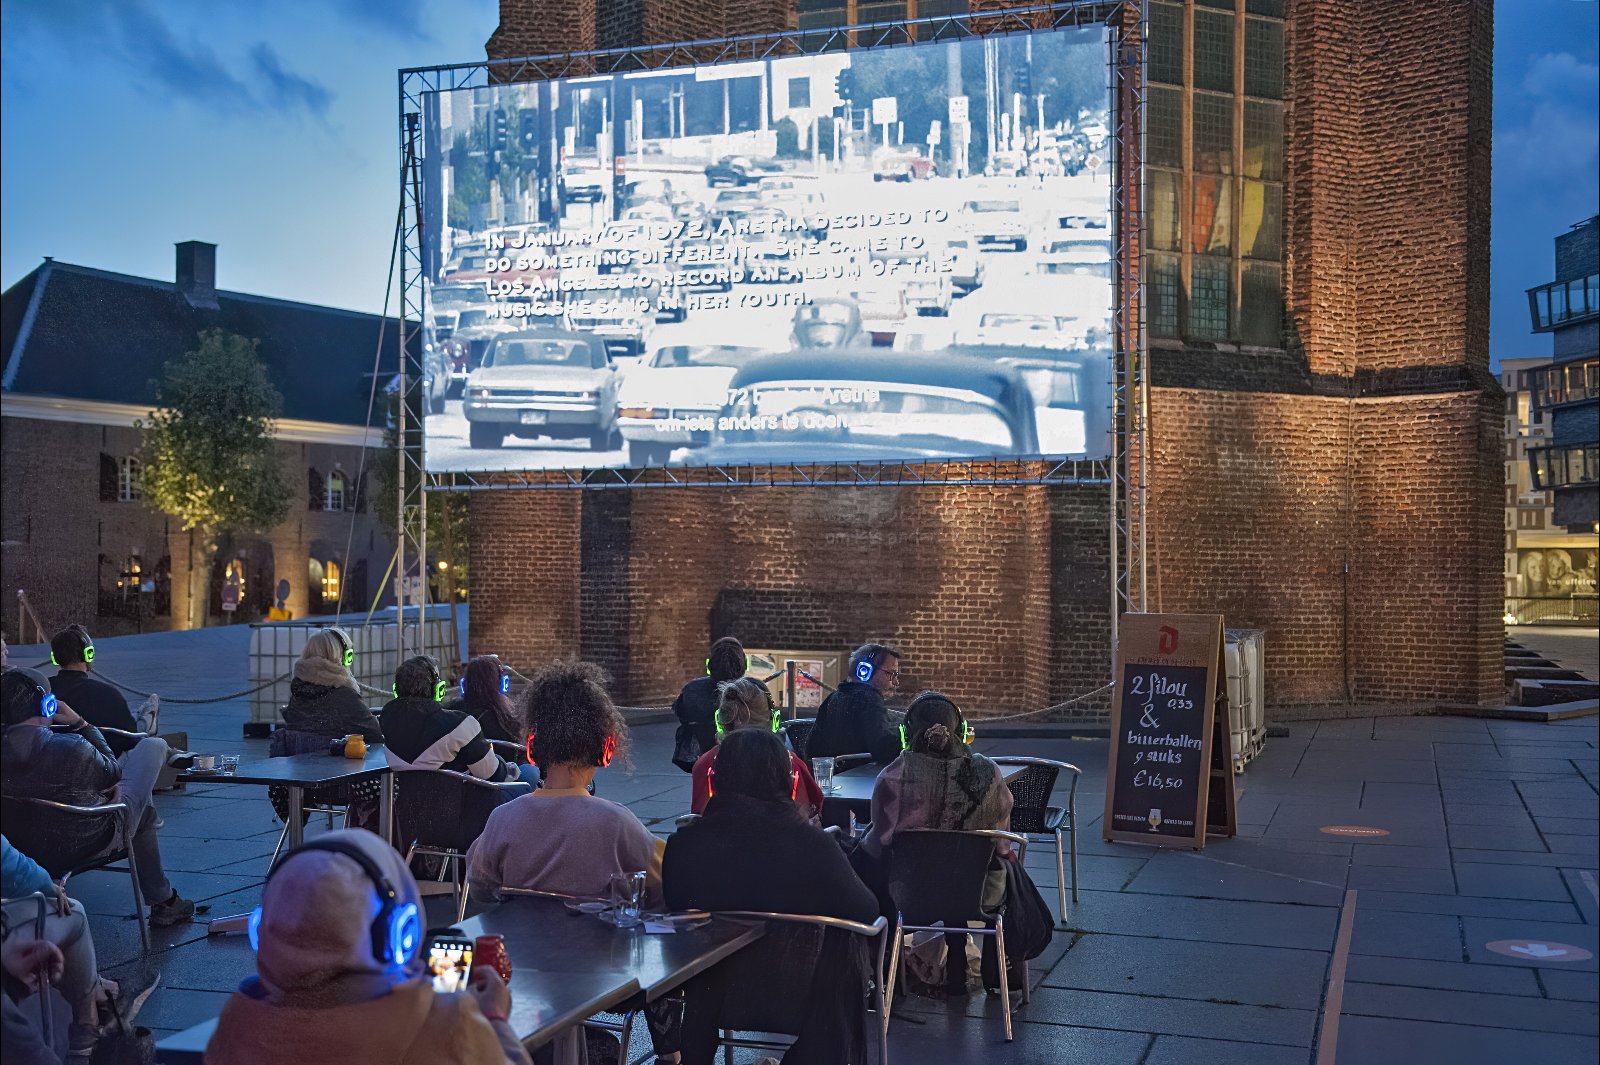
[379,696,511,781]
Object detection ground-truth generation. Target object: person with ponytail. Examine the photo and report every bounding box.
[687,678,823,817]
[446,655,539,787]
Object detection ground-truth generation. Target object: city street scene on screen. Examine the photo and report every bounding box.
[420,25,1113,472]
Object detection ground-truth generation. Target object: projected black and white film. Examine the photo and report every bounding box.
[420,25,1113,472]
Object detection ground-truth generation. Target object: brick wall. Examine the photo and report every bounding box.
[468,490,582,672]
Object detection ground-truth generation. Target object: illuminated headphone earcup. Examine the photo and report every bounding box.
[705,657,711,676]
[49,652,58,667]
[899,723,908,751]
[856,659,874,683]
[771,707,781,733]
[247,906,264,951]
[41,693,57,719]
[83,645,95,664]
[500,673,510,694]
[434,681,448,702]
[460,678,468,697]
[391,684,398,698]
[389,902,421,964]
[344,648,355,668]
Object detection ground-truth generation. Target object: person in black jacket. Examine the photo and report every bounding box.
[1,668,194,927]
[280,629,383,741]
[380,657,523,789]
[46,626,136,734]
[670,637,746,771]
[446,655,539,787]
[808,642,903,766]
[664,729,879,1065]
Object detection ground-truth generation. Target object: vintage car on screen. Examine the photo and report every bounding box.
[790,298,864,349]
[559,165,605,204]
[686,351,1040,465]
[941,236,987,294]
[704,155,783,187]
[613,344,765,467]
[959,198,1030,251]
[561,288,654,360]
[444,307,524,382]
[868,242,954,316]
[1037,233,1112,278]
[955,312,1076,349]
[461,329,622,451]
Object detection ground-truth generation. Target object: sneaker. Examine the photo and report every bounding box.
[148,891,195,927]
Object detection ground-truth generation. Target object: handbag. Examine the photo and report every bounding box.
[88,990,155,1065]
[671,722,702,774]
[980,854,1055,989]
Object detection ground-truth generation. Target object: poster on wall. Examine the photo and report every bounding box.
[1514,547,1599,597]
[417,22,1114,474]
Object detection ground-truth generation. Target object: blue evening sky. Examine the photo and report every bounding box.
[3,0,1596,365]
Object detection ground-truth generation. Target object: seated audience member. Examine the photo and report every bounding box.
[466,662,662,904]
[2,836,114,1060]
[380,657,518,785]
[205,829,530,1065]
[688,678,821,818]
[665,729,879,1065]
[808,643,904,766]
[672,637,746,770]
[2,933,64,1065]
[1,668,194,928]
[47,628,166,810]
[446,656,539,787]
[279,629,382,742]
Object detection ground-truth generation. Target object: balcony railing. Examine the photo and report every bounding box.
[1528,274,1600,332]
[1525,357,1600,414]
[1504,595,1599,626]
[1528,444,1600,491]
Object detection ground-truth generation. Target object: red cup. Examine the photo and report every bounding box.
[474,934,511,982]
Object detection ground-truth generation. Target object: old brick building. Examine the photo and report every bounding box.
[468,0,1503,716]
[1,243,402,637]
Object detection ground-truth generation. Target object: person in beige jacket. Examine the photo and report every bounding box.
[205,829,529,1065]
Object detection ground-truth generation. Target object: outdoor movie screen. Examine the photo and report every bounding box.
[419,24,1113,474]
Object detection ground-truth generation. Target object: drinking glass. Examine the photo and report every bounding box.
[811,757,836,794]
[219,754,240,775]
[606,871,645,928]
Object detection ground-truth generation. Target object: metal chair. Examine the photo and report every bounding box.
[709,911,890,1065]
[992,756,1080,927]
[781,718,817,761]
[395,770,522,921]
[265,728,365,864]
[2,892,59,1044]
[1,795,148,950]
[883,828,1030,1041]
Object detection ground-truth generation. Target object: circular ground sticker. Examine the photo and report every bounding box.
[1319,825,1391,838]
[1485,940,1593,963]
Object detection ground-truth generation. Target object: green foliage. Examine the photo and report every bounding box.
[372,392,470,593]
[774,117,802,159]
[138,329,292,536]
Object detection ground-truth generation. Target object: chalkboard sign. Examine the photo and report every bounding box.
[1103,613,1235,849]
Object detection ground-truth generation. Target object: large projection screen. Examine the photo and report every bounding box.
[419,24,1112,474]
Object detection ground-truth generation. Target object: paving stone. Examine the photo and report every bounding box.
[1445,803,1540,828]
[1122,852,1344,907]
[1346,864,1458,895]
[1536,816,1600,836]
[1447,822,1549,852]
[1543,833,1600,855]
[113,986,234,1034]
[1451,847,1600,869]
[1349,843,1452,869]
[1344,955,1542,996]
[1338,1014,1598,1065]
[1355,890,1583,923]
[1041,935,1328,1010]
[1540,968,1600,1002]
[885,1016,1150,1065]
[1143,1035,1312,1065]
[1460,916,1600,970]
[1061,890,1338,951]
[1454,863,1574,902]
[1349,908,1463,962]
[1343,981,1599,1035]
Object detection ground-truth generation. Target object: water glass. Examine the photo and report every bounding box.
[607,871,645,928]
[219,754,240,775]
[812,756,836,794]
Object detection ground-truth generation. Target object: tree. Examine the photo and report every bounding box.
[139,330,292,629]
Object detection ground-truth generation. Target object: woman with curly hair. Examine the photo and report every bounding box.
[464,662,662,906]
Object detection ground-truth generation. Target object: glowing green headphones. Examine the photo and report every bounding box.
[330,628,355,669]
[50,626,95,667]
[392,658,447,702]
[706,654,753,676]
[900,693,976,751]
[715,687,780,741]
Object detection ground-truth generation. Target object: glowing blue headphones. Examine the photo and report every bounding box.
[249,839,420,967]
[459,659,512,696]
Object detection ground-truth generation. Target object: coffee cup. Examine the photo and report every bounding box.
[193,754,218,772]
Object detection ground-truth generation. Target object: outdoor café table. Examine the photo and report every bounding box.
[821,758,1029,822]
[461,893,768,1063]
[178,747,396,849]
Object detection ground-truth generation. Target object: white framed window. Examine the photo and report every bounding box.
[324,470,346,511]
[118,456,143,502]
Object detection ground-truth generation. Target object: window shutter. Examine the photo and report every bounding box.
[99,453,118,502]
[308,467,324,511]
[354,472,368,513]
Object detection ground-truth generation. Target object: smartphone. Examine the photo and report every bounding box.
[425,934,475,994]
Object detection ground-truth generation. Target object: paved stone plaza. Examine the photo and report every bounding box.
[9,624,1597,1063]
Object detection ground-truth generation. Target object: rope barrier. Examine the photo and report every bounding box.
[92,670,294,704]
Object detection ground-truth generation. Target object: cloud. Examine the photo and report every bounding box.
[251,44,334,117]
[1523,51,1600,99]
[330,0,432,40]
[3,0,333,118]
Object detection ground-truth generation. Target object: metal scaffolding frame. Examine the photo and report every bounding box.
[395,0,1147,661]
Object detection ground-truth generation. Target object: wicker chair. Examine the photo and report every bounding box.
[396,770,522,921]
[781,718,817,761]
[991,757,1080,927]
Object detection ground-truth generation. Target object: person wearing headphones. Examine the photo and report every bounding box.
[45,626,137,735]
[379,656,518,785]
[807,642,904,766]
[204,829,530,1065]
[671,636,747,770]
[279,629,382,743]
[446,655,539,788]
[688,678,822,818]
[0,668,195,928]
[665,728,879,1065]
